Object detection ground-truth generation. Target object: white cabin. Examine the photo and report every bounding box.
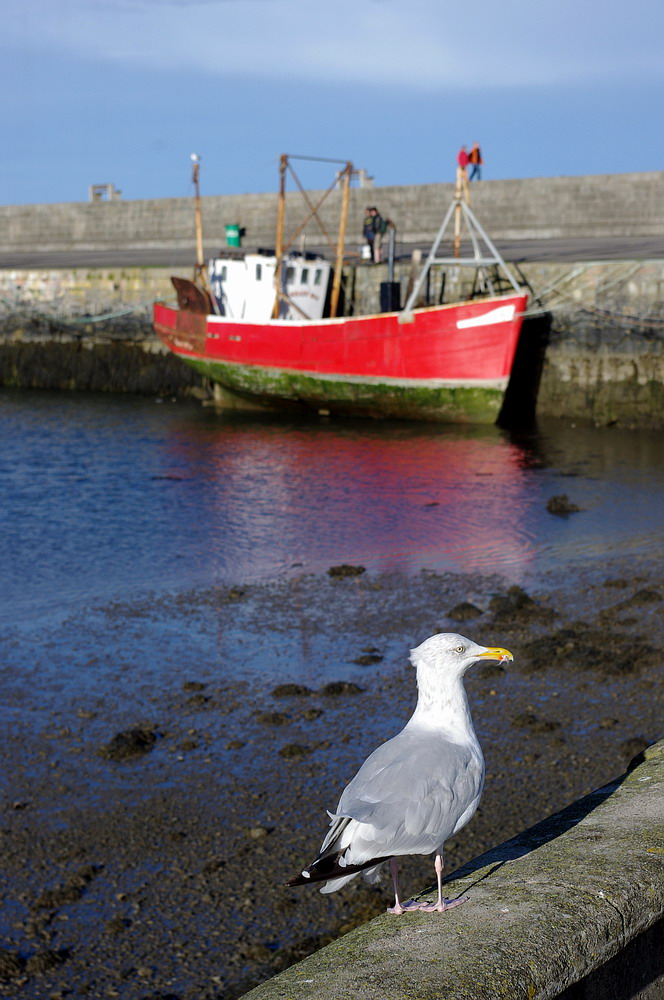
[209,253,332,322]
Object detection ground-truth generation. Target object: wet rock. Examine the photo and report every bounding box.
[301,708,324,721]
[247,826,271,840]
[447,602,483,621]
[99,728,158,761]
[598,588,662,623]
[271,683,313,698]
[279,744,313,760]
[327,564,366,578]
[25,949,67,975]
[236,941,273,964]
[319,681,364,697]
[511,712,538,728]
[352,654,383,666]
[511,713,561,733]
[599,717,620,729]
[178,739,198,751]
[626,588,661,605]
[106,916,131,935]
[489,585,549,622]
[256,711,291,726]
[182,681,206,692]
[521,625,655,675]
[139,993,182,1000]
[226,740,245,750]
[201,858,226,875]
[546,494,582,515]
[34,865,100,909]
[227,587,245,599]
[0,949,24,980]
[183,693,210,708]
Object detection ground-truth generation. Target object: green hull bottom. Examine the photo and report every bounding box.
[186,358,505,424]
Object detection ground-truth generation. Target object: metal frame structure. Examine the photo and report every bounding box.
[273,154,353,319]
[403,169,522,315]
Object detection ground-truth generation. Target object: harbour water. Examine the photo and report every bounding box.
[2,389,663,629]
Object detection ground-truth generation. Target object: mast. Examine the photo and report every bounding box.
[272,154,288,318]
[330,161,352,318]
[453,165,469,258]
[188,153,217,312]
[191,153,204,274]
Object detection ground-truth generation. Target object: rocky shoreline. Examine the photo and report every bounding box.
[0,558,662,999]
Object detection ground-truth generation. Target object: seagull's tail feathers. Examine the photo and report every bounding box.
[286,812,389,892]
[320,860,384,893]
[286,853,388,890]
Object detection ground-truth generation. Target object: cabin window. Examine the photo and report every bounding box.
[286,266,295,282]
[220,265,227,280]
[255,264,262,281]
[314,269,323,285]
[301,268,309,284]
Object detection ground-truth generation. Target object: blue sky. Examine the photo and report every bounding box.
[3,0,663,205]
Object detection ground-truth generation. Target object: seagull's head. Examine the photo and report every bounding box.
[410,632,513,683]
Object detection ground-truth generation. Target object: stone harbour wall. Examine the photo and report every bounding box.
[1,258,663,427]
[2,171,664,253]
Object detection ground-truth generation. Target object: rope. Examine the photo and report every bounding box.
[0,297,162,329]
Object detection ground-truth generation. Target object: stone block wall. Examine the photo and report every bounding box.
[2,172,663,255]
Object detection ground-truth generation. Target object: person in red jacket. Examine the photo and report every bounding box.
[457,146,470,175]
[469,142,483,180]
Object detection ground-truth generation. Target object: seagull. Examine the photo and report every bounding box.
[287,632,513,914]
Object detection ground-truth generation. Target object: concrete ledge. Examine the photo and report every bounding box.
[241,741,664,1000]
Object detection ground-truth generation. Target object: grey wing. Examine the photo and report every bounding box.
[328,729,484,859]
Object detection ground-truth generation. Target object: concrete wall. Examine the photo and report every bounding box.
[2,172,664,253]
[239,741,664,1000]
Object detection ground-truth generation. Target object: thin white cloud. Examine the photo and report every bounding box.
[7,0,664,89]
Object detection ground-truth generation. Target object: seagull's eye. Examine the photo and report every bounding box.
[454,645,465,653]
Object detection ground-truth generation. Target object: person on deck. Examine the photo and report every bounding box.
[363,206,377,262]
[371,207,387,264]
[469,142,483,180]
[457,146,470,176]
[363,207,392,263]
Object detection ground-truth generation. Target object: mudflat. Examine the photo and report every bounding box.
[0,558,661,999]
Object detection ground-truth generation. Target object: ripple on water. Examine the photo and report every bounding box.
[1,390,663,626]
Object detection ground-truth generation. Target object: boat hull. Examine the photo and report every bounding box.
[154,293,528,423]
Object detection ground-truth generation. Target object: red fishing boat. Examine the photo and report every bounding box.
[154,156,528,423]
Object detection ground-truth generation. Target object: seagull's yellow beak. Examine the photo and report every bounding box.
[479,646,513,663]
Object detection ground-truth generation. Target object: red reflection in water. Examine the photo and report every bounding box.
[164,421,538,580]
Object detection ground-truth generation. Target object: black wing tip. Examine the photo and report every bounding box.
[286,854,389,888]
[285,872,309,887]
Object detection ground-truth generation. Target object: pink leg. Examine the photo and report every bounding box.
[386,858,423,915]
[417,854,468,913]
